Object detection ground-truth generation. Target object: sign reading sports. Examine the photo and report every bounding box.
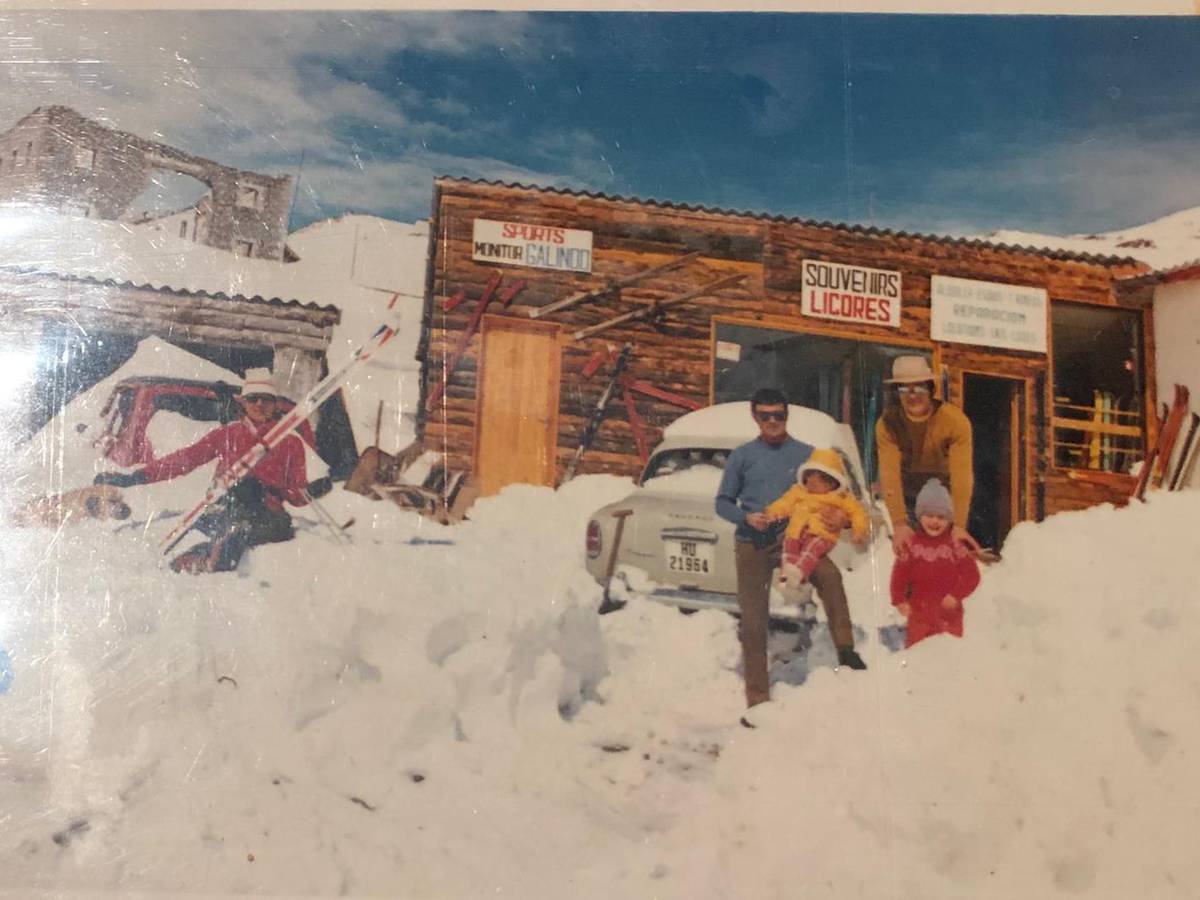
[472,219,593,273]
[801,259,903,328]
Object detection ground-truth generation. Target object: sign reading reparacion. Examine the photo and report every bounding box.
[801,260,902,328]
[472,219,593,273]
[930,275,1047,353]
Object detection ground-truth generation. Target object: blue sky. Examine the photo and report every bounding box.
[3,11,1200,236]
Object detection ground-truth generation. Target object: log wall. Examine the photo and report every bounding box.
[421,178,1154,521]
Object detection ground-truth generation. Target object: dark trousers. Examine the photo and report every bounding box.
[735,538,854,707]
[178,481,294,572]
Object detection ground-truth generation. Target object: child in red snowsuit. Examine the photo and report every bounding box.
[890,478,981,648]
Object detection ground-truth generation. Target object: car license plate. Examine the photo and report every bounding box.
[665,539,714,576]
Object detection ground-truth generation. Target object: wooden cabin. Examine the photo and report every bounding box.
[0,267,342,444]
[419,177,1155,549]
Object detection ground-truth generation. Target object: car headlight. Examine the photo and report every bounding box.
[586,519,602,559]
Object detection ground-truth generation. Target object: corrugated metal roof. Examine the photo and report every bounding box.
[0,264,341,317]
[436,177,1147,269]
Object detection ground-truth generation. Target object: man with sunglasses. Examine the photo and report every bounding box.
[875,356,975,553]
[717,388,867,709]
[95,369,332,573]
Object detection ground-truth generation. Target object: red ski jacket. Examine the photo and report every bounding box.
[141,418,310,510]
[890,530,981,647]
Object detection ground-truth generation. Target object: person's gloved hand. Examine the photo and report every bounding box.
[93,470,147,488]
[306,476,334,499]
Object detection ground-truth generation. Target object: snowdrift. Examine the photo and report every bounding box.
[1,472,1198,898]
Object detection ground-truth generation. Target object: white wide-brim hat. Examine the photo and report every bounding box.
[884,355,936,385]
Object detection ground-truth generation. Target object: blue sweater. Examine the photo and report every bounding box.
[716,436,815,546]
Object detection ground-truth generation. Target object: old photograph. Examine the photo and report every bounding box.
[1,7,1199,898]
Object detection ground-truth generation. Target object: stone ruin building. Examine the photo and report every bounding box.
[0,106,293,260]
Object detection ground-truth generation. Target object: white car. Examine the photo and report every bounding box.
[584,402,883,621]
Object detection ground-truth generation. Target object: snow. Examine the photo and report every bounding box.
[0,207,431,455]
[4,364,1200,898]
[663,401,841,447]
[982,205,1200,272]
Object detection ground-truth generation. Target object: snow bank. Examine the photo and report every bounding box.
[1,465,1198,898]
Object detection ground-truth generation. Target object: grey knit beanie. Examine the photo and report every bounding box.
[914,478,953,519]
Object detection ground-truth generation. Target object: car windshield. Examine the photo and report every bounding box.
[153,390,230,422]
[640,447,730,484]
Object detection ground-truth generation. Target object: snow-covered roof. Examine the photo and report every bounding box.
[0,207,429,310]
[982,206,1200,277]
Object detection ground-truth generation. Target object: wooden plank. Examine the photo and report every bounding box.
[573,273,746,340]
[1050,417,1143,439]
[529,251,702,319]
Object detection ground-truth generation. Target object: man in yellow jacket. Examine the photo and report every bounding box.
[875,356,975,552]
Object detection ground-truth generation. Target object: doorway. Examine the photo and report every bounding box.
[962,372,1025,552]
[475,318,560,496]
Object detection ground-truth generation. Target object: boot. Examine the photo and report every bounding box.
[836,647,867,671]
[170,543,215,574]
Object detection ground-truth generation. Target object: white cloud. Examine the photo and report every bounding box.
[0,11,583,224]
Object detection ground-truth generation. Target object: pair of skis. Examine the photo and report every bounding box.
[159,317,402,556]
[1132,384,1194,501]
[1167,411,1200,491]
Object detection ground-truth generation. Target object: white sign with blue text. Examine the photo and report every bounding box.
[472,219,593,273]
[930,275,1048,353]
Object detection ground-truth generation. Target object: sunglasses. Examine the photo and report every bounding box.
[242,394,277,405]
[754,410,788,422]
[896,385,931,397]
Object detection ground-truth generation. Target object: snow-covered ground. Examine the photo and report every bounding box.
[3,203,1199,898]
[2,430,1199,898]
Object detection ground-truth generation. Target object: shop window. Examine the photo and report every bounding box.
[1051,303,1143,472]
[713,321,921,484]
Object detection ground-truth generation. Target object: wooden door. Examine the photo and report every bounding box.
[475,317,560,496]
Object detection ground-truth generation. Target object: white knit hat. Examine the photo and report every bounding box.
[240,368,284,399]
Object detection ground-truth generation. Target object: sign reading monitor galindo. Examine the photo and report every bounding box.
[472,219,593,273]
[930,275,1048,353]
[800,259,903,328]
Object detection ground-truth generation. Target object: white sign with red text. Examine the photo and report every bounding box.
[472,219,593,273]
[801,259,902,328]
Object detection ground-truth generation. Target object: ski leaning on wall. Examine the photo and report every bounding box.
[160,318,403,556]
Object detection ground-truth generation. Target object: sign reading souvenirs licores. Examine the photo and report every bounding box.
[930,275,1048,353]
[800,260,903,328]
[472,219,593,273]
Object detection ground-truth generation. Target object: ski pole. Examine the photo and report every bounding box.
[302,489,351,544]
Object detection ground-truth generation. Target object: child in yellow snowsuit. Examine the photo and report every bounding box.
[765,448,870,586]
